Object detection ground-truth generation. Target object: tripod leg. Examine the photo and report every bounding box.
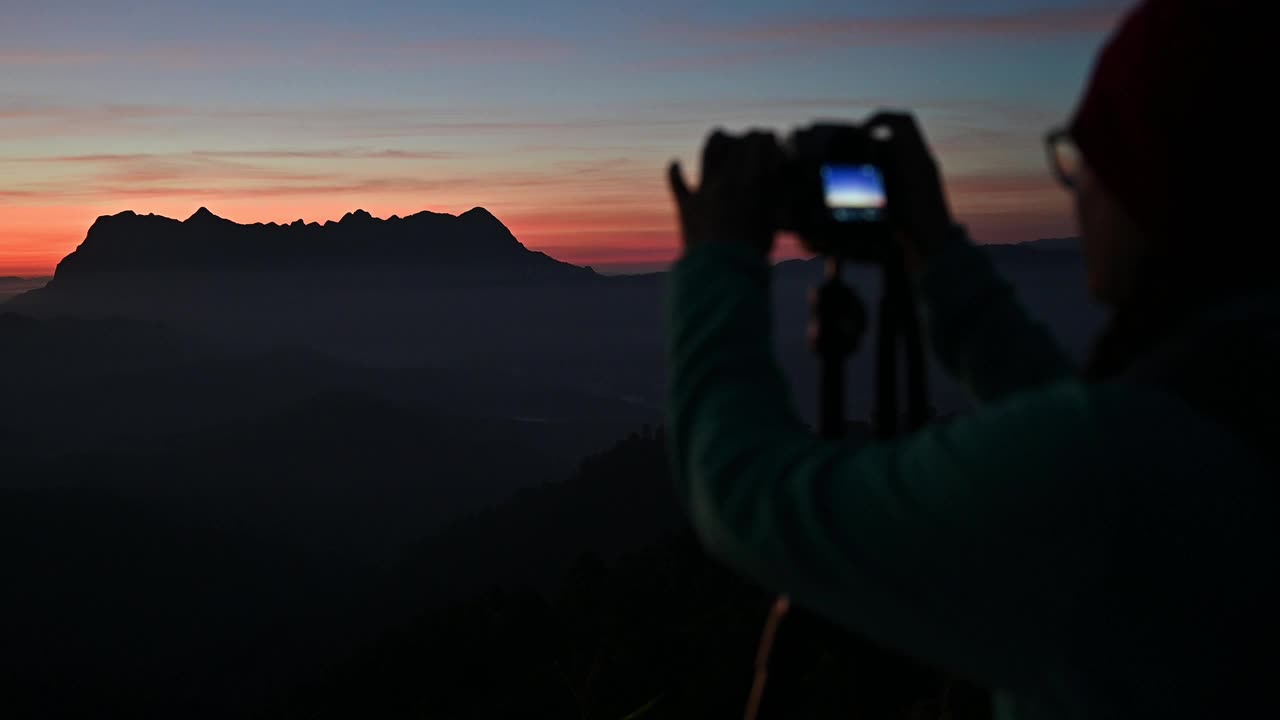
[813,257,864,439]
[875,270,899,439]
[892,257,930,429]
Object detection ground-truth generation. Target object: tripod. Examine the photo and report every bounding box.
[813,250,928,439]
[745,249,932,720]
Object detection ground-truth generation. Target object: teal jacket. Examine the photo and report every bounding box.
[665,230,1279,719]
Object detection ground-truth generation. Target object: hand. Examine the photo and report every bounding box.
[866,111,955,263]
[669,129,784,254]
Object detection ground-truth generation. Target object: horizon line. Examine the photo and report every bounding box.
[0,204,1077,279]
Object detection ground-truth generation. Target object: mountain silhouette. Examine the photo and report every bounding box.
[2,208,1101,423]
[38,206,591,278]
[282,430,990,720]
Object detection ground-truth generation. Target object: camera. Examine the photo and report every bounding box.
[777,121,894,262]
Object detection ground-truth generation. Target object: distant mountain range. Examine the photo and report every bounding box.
[50,206,589,273]
[0,275,52,303]
[6,205,1077,290]
[2,207,1097,422]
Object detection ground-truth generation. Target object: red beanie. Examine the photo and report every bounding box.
[1069,0,1257,247]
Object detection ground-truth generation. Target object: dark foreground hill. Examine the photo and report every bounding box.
[3,427,991,719]
[280,431,992,720]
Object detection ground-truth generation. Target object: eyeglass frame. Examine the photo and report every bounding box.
[1044,128,1079,190]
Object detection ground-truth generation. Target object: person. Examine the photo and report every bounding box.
[663,1,1276,718]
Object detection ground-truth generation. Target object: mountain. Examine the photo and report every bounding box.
[0,276,51,303]
[981,235,1082,262]
[2,388,568,563]
[0,312,654,461]
[45,206,591,275]
[2,207,1102,423]
[2,421,994,720]
[0,483,361,719]
[280,431,992,720]
[4,208,664,391]
[1016,236,1080,252]
[6,206,599,336]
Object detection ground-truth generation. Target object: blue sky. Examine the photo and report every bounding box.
[1,0,1131,274]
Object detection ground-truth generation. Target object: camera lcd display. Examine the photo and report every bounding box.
[821,164,886,222]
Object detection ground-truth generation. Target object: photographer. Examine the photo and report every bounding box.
[664,1,1275,718]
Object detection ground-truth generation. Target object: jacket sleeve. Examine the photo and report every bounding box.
[917,226,1075,403]
[664,241,1132,691]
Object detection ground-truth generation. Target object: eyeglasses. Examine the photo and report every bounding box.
[1045,128,1082,190]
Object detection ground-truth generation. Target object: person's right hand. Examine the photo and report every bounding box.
[867,111,955,264]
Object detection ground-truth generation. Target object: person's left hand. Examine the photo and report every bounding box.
[669,129,784,254]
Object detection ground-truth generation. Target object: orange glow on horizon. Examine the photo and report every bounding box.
[0,201,693,275]
[0,167,1072,276]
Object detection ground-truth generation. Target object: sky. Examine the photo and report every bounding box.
[1,0,1132,276]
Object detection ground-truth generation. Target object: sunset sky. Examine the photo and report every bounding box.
[1,0,1130,276]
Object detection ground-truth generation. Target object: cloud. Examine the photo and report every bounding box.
[192,149,460,160]
[0,32,576,71]
[0,50,110,65]
[0,99,710,143]
[14,153,158,163]
[11,149,463,163]
[0,102,204,139]
[0,189,46,200]
[675,4,1125,45]
[0,44,296,70]
[0,100,450,126]
[391,37,574,63]
[1,148,477,208]
[22,177,487,202]
[3,147,643,205]
[639,3,1127,69]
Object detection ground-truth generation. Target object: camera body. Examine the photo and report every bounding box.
[777,121,894,262]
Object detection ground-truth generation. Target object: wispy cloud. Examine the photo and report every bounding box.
[1,102,456,125]
[390,37,574,63]
[15,148,462,163]
[672,4,1125,45]
[0,50,109,65]
[5,95,1056,152]
[1,33,577,70]
[15,153,156,163]
[0,44,260,69]
[640,3,1127,69]
[0,99,705,142]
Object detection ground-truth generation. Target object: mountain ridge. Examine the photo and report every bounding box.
[6,206,1079,298]
[47,205,588,278]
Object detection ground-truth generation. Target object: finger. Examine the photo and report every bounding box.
[668,160,693,209]
[668,161,696,243]
[701,128,733,184]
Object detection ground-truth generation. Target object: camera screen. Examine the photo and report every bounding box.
[821,164,886,222]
